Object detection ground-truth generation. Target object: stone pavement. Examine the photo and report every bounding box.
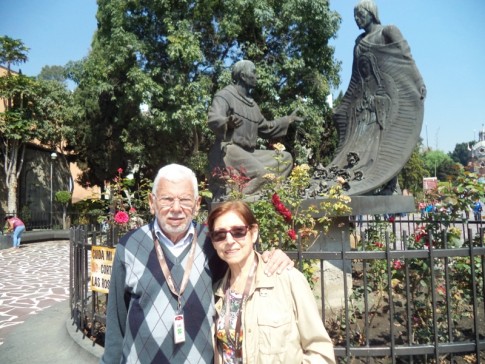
[0,241,103,363]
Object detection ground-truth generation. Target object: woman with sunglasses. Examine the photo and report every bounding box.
[208,201,335,364]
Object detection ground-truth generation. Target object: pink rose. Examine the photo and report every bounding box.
[114,210,129,224]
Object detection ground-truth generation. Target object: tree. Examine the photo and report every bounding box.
[422,149,460,182]
[0,36,28,73]
[38,65,67,83]
[0,36,30,213]
[55,190,71,229]
[449,141,474,167]
[0,36,75,213]
[399,145,427,195]
[68,0,342,186]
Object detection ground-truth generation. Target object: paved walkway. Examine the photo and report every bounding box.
[0,241,102,363]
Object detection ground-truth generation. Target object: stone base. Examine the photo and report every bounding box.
[0,234,12,249]
[309,216,353,312]
[305,195,416,311]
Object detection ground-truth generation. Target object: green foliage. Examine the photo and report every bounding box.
[0,36,28,71]
[422,149,461,182]
[55,190,72,204]
[210,150,352,289]
[98,168,153,231]
[68,0,341,187]
[449,140,474,167]
[398,144,427,195]
[346,172,485,347]
[71,199,107,225]
[0,36,77,214]
[427,169,485,220]
[37,65,67,83]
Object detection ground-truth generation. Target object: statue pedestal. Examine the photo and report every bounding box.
[304,195,416,313]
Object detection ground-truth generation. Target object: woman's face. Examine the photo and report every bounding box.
[211,211,258,266]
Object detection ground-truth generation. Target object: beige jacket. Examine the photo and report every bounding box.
[214,252,336,364]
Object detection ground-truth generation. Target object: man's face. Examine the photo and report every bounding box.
[149,178,201,243]
[354,7,372,30]
[241,64,257,89]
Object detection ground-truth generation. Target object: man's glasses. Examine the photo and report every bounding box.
[153,194,194,209]
[211,226,250,243]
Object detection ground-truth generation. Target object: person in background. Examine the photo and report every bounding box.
[473,199,482,221]
[418,201,426,219]
[4,216,25,249]
[208,200,336,364]
[101,164,293,364]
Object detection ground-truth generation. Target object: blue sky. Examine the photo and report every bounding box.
[1,0,484,153]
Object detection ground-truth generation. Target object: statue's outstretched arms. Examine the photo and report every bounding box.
[288,108,304,124]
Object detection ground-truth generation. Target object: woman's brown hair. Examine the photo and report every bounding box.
[207,201,258,233]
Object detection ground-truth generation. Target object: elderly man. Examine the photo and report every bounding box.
[101,164,292,363]
[208,60,301,199]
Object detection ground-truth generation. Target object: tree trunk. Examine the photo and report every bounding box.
[5,142,25,215]
[7,169,18,214]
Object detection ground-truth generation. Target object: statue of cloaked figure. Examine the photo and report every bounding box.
[208,60,301,200]
[315,0,426,195]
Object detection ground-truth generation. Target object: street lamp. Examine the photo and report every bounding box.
[50,152,57,228]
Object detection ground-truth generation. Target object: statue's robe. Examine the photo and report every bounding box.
[329,27,425,195]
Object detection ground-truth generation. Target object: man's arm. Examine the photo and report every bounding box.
[261,248,294,276]
[100,250,127,364]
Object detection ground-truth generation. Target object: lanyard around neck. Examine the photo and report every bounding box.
[224,254,258,361]
[151,228,198,311]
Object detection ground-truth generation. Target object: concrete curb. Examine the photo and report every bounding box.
[0,301,103,363]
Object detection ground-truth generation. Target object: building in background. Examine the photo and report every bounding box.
[470,127,485,177]
[0,65,100,223]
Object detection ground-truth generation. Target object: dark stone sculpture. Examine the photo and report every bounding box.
[208,60,301,200]
[315,0,426,196]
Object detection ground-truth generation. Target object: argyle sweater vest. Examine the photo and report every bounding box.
[102,222,226,364]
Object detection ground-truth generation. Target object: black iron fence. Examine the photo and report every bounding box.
[69,215,485,362]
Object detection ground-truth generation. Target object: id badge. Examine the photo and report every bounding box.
[174,313,186,344]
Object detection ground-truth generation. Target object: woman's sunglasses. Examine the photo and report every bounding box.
[211,225,250,243]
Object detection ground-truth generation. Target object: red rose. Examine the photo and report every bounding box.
[272,193,281,205]
[282,210,292,222]
[288,229,297,240]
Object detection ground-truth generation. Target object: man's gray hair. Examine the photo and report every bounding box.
[231,60,255,83]
[355,0,381,24]
[152,164,199,197]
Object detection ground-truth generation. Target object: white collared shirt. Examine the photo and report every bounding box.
[153,219,194,257]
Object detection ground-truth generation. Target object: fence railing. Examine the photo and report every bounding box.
[69,215,485,362]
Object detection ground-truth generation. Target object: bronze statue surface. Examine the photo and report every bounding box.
[321,0,426,195]
[208,60,301,199]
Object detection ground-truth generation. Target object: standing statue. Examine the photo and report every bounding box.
[315,0,426,196]
[208,60,301,199]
